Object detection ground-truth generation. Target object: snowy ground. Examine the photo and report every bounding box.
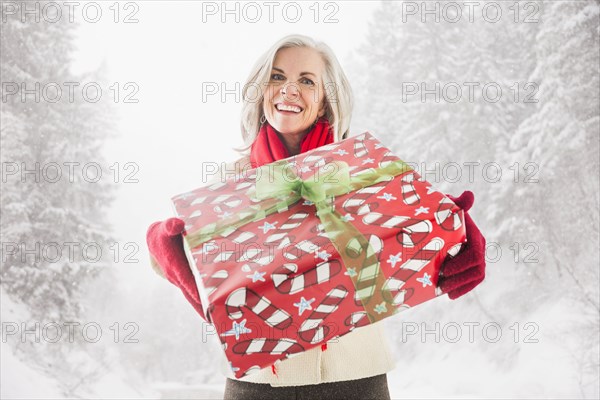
[3,279,598,399]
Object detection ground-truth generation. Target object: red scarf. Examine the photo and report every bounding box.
[250,118,333,168]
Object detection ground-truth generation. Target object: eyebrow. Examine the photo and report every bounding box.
[272,67,316,78]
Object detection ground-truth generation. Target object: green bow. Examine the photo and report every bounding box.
[254,160,353,204]
[185,158,413,323]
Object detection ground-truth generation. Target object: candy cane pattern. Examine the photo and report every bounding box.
[400,172,420,205]
[230,228,274,266]
[362,213,412,230]
[382,237,444,305]
[435,197,463,231]
[361,214,432,248]
[234,180,255,192]
[264,212,309,248]
[271,260,343,295]
[283,236,333,261]
[195,230,262,265]
[446,242,463,258]
[298,147,337,170]
[204,269,228,297]
[396,219,433,247]
[378,151,400,168]
[348,234,385,306]
[344,311,369,331]
[213,197,244,214]
[205,180,228,191]
[205,303,216,324]
[342,184,388,215]
[350,166,377,177]
[298,285,348,344]
[353,137,369,158]
[190,193,242,208]
[232,338,305,356]
[177,192,244,231]
[399,237,444,271]
[243,169,258,182]
[226,287,293,329]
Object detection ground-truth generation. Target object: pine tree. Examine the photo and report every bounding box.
[352,1,600,395]
[499,1,599,306]
[351,1,532,193]
[1,1,116,323]
[0,2,123,396]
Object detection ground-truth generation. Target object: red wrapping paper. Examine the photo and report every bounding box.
[171,132,466,378]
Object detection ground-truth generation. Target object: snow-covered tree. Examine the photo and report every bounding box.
[350,1,599,396]
[498,0,599,315]
[1,2,117,321]
[0,2,123,396]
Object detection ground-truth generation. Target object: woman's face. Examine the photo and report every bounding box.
[263,46,327,138]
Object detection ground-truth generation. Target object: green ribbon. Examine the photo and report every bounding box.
[185,158,413,323]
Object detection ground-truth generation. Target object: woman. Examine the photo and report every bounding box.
[147,34,486,400]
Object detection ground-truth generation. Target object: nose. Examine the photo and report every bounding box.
[281,82,299,99]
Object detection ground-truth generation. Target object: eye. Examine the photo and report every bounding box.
[271,73,285,81]
[300,77,315,86]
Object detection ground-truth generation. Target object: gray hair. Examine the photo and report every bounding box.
[236,34,354,155]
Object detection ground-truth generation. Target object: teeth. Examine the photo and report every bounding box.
[276,104,301,113]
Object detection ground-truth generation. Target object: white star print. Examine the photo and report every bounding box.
[341,214,355,222]
[314,249,331,261]
[416,273,433,287]
[293,297,315,316]
[259,221,277,234]
[426,186,438,195]
[387,252,402,268]
[374,302,388,314]
[221,319,252,340]
[333,149,348,156]
[344,268,357,277]
[362,158,375,165]
[414,206,429,216]
[218,211,233,219]
[377,193,397,202]
[246,271,266,282]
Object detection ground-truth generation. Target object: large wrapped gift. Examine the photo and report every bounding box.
[171,132,466,378]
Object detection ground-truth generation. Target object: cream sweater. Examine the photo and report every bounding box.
[220,321,396,387]
[196,155,395,386]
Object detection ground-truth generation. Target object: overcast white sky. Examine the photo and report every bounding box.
[71,1,378,286]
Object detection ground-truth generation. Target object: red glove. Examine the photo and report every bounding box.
[146,218,207,321]
[438,191,487,300]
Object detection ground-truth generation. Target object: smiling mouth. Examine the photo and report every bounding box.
[275,103,303,113]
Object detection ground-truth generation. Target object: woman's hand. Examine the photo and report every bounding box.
[437,191,487,300]
[146,218,207,320]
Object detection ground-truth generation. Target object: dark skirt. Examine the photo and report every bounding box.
[223,373,391,400]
